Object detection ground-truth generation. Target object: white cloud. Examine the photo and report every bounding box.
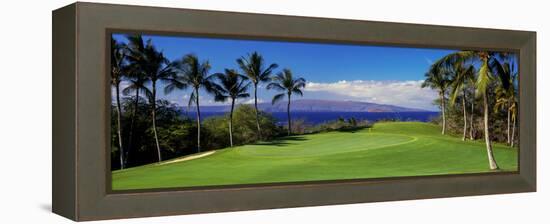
[305,80,438,110]
[163,94,188,105]
[112,80,439,110]
[240,98,264,105]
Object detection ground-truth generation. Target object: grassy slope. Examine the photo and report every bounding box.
[112,122,518,190]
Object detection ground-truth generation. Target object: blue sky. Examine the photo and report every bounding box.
[113,34,458,110]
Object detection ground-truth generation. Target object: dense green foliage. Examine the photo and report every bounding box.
[290,117,370,134]
[426,52,518,144]
[111,98,195,169]
[111,102,283,169]
[424,51,517,170]
[202,105,282,149]
[435,91,513,143]
[112,122,518,190]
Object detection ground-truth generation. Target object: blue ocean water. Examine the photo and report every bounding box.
[191,111,439,125]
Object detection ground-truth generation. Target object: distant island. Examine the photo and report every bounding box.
[185,99,432,113]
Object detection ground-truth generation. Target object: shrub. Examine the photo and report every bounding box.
[202,105,283,149]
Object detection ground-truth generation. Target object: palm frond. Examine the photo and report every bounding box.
[292,89,304,96]
[422,64,450,92]
[142,88,153,101]
[237,52,277,85]
[272,93,285,105]
[268,68,306,105]
[188,91,196,108]
[476,59,493,96]
[237,93,250,98]
[433,50,477,70]
[164,78,188,95]
[490,59,511,91]
[266,82,285,91]
[448,64,474,105]
[214,93,229,102]
[213,68,251,102]
[259,63,278,81]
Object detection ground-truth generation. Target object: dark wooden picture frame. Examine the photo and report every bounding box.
[53,2,536,221]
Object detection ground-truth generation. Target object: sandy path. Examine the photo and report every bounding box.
[158,151,215,165]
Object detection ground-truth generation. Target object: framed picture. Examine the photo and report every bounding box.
[52,2,536,221]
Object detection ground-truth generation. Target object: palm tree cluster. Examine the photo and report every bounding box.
[422,51,518,170]
[111,35,306,169]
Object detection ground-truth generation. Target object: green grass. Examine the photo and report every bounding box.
[112,122,518,190]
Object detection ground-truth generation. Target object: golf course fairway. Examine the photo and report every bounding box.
[112,122,518,190]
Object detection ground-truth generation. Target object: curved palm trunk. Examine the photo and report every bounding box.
[151,81,162,162]
[470,95,475,140]
[483,94,499,170]
[287,93,291,136]
[253,85,262,139]
[115,83,125,169]
[440,92,446,135]
[127,90,140,166]
[462,91,467,141]
[507,104,511,144]
[229,98,235,147]
[195,88,202,153]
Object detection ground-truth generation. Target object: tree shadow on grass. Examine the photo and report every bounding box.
[252,136,308,147]
[335,126,370,133]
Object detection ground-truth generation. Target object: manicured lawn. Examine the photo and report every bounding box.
[112,122,518,190]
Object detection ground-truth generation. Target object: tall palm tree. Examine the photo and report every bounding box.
[510,100,518,147]
[122,63,151,165]
[175,54,217,152]
[212,69,251,147]
[237,52,278,139]
[125,35,175,162]
[468,71,477,140]
[123,37,150,162]
[492,60,517,145]
[422,65,450,135]
[111,38,126,169]
[449,64,475,141]
[434,50,499,170]
[267,69,306,136]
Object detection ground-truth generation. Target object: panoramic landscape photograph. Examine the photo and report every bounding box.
[110,33,519,190]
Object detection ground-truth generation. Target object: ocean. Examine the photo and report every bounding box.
[185,111,440,125]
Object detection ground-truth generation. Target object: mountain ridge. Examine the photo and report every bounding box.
[181,99,432,113]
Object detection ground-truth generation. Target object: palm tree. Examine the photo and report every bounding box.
[175,54,217,152]
[492,60,517,145]
[110,38,126,169]
[212,69,251,147]
[449,64,475,141]
[122,63,151,164]
[163,66,189,105]
[123,37,150,161]
[433,50,499,170]
[267,69,306,136]
[510,100,518,147]
[237,52,278,139]
[468,71,477,140]
[422,65,450,135]
[125,35,175,162]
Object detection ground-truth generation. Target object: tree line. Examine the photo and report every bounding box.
[111,35,306,170]
[422,51,518,170]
